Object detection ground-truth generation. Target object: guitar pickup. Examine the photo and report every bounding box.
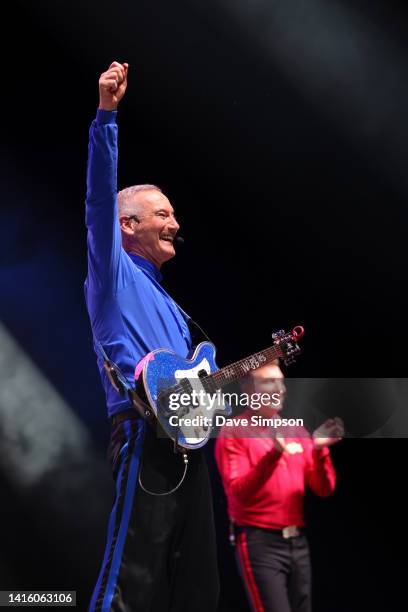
[157,378,194,418]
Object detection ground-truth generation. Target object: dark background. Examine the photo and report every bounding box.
[1,1,407,610]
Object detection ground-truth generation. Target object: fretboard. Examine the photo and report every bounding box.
[203,345,281,392]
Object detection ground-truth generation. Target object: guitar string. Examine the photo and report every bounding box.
[159,345,282,397]
[170,347,281,389]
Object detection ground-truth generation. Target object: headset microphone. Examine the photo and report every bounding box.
[175,236,185,246]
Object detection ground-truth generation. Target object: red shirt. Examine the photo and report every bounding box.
[215,415,336,529]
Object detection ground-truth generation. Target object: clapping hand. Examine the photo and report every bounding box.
[313,417,345,450]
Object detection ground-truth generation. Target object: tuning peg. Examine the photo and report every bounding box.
[272,329,285,340]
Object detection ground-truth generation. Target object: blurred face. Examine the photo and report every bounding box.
[121,190,180,268]
[242,363,286,418]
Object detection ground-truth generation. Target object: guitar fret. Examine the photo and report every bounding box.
[207,345,281,389]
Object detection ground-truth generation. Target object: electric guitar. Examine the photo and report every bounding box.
[98,326,304,450]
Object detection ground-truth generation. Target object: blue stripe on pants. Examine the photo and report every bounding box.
[89,419,144,612]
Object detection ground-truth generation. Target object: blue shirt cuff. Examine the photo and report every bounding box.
[96,109,118,126]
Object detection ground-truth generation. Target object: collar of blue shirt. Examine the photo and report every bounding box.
[126,253,163,283]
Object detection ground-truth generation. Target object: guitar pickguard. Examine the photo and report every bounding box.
[143,343,230,448]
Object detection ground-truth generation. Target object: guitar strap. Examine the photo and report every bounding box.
[176,306,214,347]
[95,341,151,420]
[187,317,213,346]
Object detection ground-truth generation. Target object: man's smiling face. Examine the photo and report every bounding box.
[241,362,286,418]
[120,189,180,268]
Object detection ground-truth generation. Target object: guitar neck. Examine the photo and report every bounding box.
[204,345,281,391]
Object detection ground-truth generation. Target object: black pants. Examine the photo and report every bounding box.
[235,526,312,612]
[90,417,219,612]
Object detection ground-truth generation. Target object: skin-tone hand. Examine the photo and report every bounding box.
[271,428,287,454]
[313,417,345,450]
[98,61,129,111]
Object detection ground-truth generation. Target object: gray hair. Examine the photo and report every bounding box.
[117,184,162,218]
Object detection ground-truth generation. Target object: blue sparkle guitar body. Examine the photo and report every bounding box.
[141,342,232,449]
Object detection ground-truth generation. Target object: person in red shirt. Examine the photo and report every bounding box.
[215,361,344,612]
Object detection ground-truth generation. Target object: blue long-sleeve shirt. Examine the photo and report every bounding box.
[84,109,192,416]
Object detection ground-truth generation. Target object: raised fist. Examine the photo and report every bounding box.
[98,61,128,111]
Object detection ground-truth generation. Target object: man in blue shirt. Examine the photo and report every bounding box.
[86,61,219,612]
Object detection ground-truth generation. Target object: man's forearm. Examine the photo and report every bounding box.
[227,447,283,501]
[306,448,336,496]
[86,110,118,205]
[85,109,121,290]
